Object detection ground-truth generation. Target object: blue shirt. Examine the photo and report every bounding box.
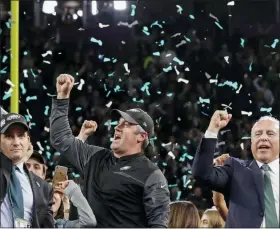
[0,163,34,227]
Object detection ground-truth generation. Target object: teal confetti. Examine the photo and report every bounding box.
[112,58,117,63]
[166,93,173,97]
[46,145,50,150]
[189,15,195,19]
[5,22,10,29]
[104,84,107,91]
[240,38,245,48]
[24,115,31,122]
[271,39,279,49]
[0,28,2,35]
[199,97,210,104]
[249,62,252,72]
[141,82,151,96]
[2,55,8,63]
[159,40,164,46]
[176,191,182,200]
[114,85,121,92]
[130,4,136,16]
[183,36,191,42]
[215,21,223,30]
[217,80,238,90]
[173,57,184,65]
[110,137,114,142]
[162,162,167,166]
[75,107,82,111]
[0,67,7,74]
[44,106,50,116]
[106,91,111,97]
[142,26,150,36]
[132,98,144,103]
[104,121,118,126]
[168,184,178,187]
[30,68,37,78]
[30,123,36,127]
[46,152,51,160]
[19,83,26,95]
[150,21,163,28]
[90,37,103,46]
[183,175,187,188]
[24,51,28,56]
[260,107,272,112]
[54,152,61,156]
[47,93,56,97]
[108,72,115,77]
[26,96,37,102]
[43,85,47,90]
[153,52,160,56]
[103,57,111,62]
[163,66,172,72]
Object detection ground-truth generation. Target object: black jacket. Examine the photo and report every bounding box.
[0,152,54,228]
[50,99,170,228]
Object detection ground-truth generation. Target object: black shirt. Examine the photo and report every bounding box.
[50,99,170,227]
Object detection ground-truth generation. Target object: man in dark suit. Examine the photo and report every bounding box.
[192,110,279,228]
[0,113,54,228]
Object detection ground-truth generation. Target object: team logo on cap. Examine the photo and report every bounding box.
[7,114,21,121]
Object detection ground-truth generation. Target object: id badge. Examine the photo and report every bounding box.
[14,218,31,228]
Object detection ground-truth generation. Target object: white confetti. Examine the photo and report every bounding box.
[171,33,181,38]
[36,141,44,151]
[209,13,219,21]
[106,101,113,108]
[117,20,138,28]
[176,40,186,48]
[227,1,235,6]
[26,109,33,119]
[124,63,130,73]
[209,79,218,84]
[236,84,243,94]
[77,79,85,90]
[23,69,28,78]
[205,72,212,79]
[224,56,229,63]
[44,126,50,132]
[178,78,189,84]
[6,79,15,87]
[241,111,252,116]
[41,50,52,57]
[43,60,51,64]
[99,23,110,28]
[174,66,180,75]
[184,67,190,71]
[168,151,176,160]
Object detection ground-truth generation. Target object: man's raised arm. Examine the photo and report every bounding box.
[50,74,105,174]
[192,110,234,192]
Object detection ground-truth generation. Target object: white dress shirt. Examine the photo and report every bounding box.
[204,131,279,227]
[0,163,34,227]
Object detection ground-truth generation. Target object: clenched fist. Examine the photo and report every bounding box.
[207,110,232,134]
[77,120,98,142]
[56,74,75,99]
[215,153,230,166]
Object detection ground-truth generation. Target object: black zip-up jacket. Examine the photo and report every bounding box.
[50,99,170,228]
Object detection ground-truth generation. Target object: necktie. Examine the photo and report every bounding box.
[10,166,24,219]
[262,164,278,227]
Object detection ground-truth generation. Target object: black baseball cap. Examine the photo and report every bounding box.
[30,150,46,165]
[0,113,29,134]
[111,108,155,137]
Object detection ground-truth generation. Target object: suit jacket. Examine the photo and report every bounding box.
[192,138,265,228]
[0,152,54,228]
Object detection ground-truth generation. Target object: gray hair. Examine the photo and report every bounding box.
[135,125,149,149]
[251,116,279,137]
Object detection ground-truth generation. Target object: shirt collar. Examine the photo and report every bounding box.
[15,162,25,174]
[256,158,279,175]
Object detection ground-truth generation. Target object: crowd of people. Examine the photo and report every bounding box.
[0,2,279,228]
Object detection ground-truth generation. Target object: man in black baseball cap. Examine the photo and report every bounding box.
[26,150,48,180]
[0,113,29,134]
[111,108,155,150]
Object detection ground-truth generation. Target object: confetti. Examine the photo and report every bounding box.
[75,107,82,111]
[209,13,219,21]
[215,22,223,30]
[0,67,7,74]
[44,106,50,116]
[20,83,27,94]
[205,72,212,79]
[77,79,85,90]
[132,98,144,103]
[241,111,252,116]
[224,56,229,63]
[217,81,238,90]
[43,60,51,64]
[142,26,150,36]
[178,78,189,84]
[189,15,195,19]
[171,33,181,38]
[163,66,172,72]
[36,141,44,151]
[227,1,235,6]
[90,37,103,46]
[2,55,8,63]
[41,50,52,57]
[6,79,15,87]
[124,63,130,73]
[240,38,245,48]
[26,96,38,102]
[260,107,272,112]
[23,69,28,78]
[106,101,113,108]
[153,52,160,56]
[271,39,279,49]
[130,4,136,16]
[236,84,243,94]
[173,57,184,65]
[99,23,110,28]
[199,97,210,104]
[176,40,186,48]
[141,82,151,96]
[249,62,252,71]
[117,20,138,28]
[176,5,183,14]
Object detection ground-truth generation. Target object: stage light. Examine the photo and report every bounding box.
[113,1,127,10]
[91,1,98,15]
[42,1,57,14]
